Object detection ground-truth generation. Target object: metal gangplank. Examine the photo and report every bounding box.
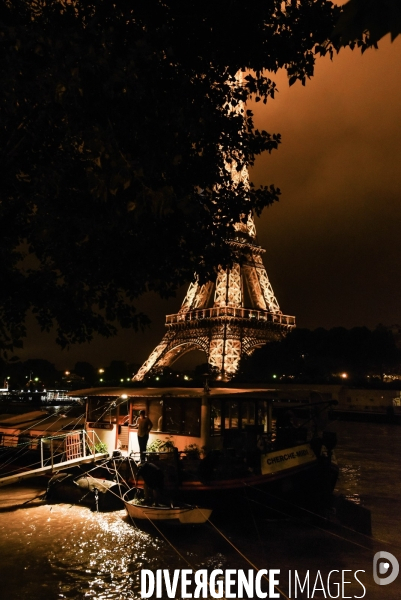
[0,429,109,488]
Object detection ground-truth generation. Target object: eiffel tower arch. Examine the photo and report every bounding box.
[133,215,295,381]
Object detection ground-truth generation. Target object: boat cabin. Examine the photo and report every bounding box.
[82,387,315,457]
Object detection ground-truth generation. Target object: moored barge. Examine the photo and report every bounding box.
[76,386,338,507]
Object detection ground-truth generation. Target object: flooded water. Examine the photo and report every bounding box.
[0,421,400,600]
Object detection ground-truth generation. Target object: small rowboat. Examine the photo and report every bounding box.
[124,499,212,523]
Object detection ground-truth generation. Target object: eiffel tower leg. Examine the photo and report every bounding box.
[132,331,176,382]
[132,331,190,381]
[209,324,242,381]
[133,329,210,381]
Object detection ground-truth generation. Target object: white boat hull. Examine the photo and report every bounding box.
[124,501,212,523]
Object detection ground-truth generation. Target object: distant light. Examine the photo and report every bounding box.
[273,375,277,379]
[184,375,189,381]
[126,378,130,381]
[98,368,104,374]
[99,378,103,382]
[121,394,128,399]
[341,373,348,379]
[120,379,124,382]
[65,371,70,376]
[155,377,160,381]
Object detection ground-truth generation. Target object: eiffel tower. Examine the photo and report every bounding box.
[133,213,295,381]
[134,72,295,381]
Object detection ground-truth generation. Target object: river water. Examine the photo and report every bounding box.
[0,421,400,600]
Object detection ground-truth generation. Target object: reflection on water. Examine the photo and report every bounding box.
[50,509,150,599]
[333,421,401,546]
[337,464,362,503]
[0,421,400,600]
[0,502,159,599]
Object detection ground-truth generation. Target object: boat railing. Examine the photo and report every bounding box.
[0,429,106,470]
[40,429,106,468]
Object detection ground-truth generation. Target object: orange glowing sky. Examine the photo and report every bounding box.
[253,35,401,330]
[20,32,401,370]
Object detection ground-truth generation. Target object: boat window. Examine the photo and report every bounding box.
[182,398,201,436]
[161,398,201,436]
[210,399,222,436]
[225,401,239,429]
[128,397,201,436]
[240,401,255,428]
[87,397,117,424]
[118,401,129,424]
[164,398,182,434]
[149,400,163,431]
[130,402,147,426]
[257,400,270,433]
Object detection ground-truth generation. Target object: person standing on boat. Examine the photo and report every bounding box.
[137,409,153,461]
[137,461,164,506]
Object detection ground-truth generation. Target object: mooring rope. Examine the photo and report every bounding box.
[196,507,290,600]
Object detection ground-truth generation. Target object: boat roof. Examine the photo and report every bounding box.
[0,411,45,426]
[0,414,84,433]
[69,386,206,397]
[22,415,85,433]
[68,386,298,399]
[0,409,85,433]
[67,386,336,406]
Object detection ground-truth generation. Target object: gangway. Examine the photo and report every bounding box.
[0,429,109,488]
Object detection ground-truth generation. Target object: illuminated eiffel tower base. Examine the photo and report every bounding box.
[133,216,295,381]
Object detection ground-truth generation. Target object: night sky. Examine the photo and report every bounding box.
[19,33,401,372]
